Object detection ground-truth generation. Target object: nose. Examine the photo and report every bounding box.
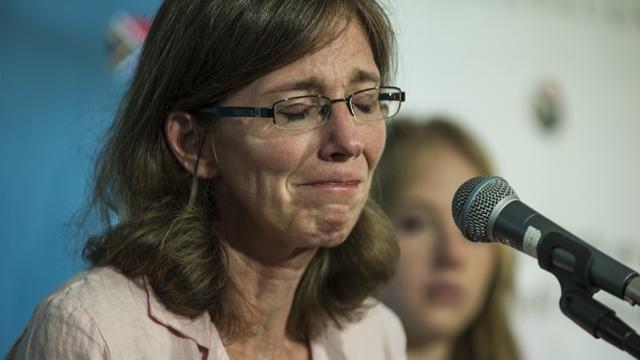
[318,100,364,162]
[433,218,466,268]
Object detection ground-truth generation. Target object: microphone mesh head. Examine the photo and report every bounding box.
[451,176,489,225]
[452,176,517,242]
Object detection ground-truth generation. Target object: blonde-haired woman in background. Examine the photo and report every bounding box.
[374,116,520,360]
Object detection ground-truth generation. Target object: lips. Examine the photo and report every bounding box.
[299,180,361,196]
[295,174,364,205]
[297,171,365,187]
[293,171,366,205]
[425,281,464,303]
[302,180,361,186]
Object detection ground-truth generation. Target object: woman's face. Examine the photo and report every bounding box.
[211,22,386,260]
[381,143,496,344]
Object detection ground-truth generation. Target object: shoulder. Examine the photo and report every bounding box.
[311,299,407,360]
[343,299,407,357]
[13,267,221,360]
[12,267,148,359]
[37,266,148,323]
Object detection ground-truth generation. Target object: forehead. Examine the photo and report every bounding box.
[252,21,380,94]
[405,144,482,200]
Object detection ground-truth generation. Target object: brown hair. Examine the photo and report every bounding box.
[373,116,520,360]
[81,0,398,342]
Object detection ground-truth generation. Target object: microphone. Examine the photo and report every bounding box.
[452,175,640,305]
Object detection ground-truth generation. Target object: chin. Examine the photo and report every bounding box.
[321,231,352,248]
[417,311,470,339]
[308,223,353,248]
[297,215,356,249]
[287,201,363,248]
[320,212,361,243]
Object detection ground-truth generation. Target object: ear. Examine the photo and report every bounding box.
[164,111,219,179]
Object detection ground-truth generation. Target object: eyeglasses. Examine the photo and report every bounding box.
[193,86,406,131]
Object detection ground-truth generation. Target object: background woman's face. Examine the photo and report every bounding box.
[382,143,496,344]
[211,21,386,259]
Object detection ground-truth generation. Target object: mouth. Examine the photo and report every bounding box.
[293,171,366,202]
[295,178,364,204]
[424,281,464,303]
[301,180,361,187]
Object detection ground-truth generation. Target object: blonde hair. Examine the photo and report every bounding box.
[81,0,398,342]
[373,116,520,360]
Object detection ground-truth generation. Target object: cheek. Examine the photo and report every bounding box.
[218,126,315,183]
[365,122,387,171]
[381,236,433,327]
[464,245,497,302]
[246,137,312,173]
[394,236,432,292]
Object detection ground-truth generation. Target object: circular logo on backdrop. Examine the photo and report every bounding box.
[532,79,563,132]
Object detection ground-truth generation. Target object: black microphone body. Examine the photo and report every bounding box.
[493,199,635,299]
[453,176,640,304]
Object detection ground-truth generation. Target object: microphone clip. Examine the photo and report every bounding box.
[537,232,596,294]
[539,232,640,358]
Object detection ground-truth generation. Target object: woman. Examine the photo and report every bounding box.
[374,117,520,360]
[9,1,407,359]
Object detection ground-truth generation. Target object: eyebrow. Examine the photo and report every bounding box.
[395,198,439,218]
[263,69,381,97]
[350,69,381,85]
[264,78,325,97]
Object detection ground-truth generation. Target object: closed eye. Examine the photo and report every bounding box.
[352,94,378,114]
[279,104,314,121]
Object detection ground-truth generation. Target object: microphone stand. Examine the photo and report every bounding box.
[538,233,640,358]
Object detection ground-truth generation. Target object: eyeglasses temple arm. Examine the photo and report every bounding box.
[195,106,274,118]
[378,91,406,102]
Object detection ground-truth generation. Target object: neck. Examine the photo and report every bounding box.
[223,240,316,360]
[408,340,454,360]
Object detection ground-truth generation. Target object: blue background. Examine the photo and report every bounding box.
[0,0,160,353]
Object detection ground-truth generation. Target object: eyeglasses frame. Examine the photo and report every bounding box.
[192,86,406,127]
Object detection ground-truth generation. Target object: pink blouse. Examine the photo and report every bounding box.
[10,267,406,359]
